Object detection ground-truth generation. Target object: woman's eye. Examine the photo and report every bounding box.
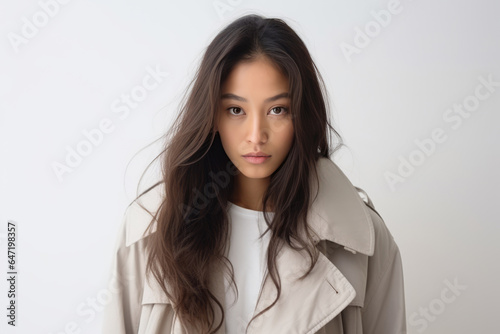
[228,107,243,115]
[227,106,288,116]
[270,106,288,115]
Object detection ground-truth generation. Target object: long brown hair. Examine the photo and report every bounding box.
[133,13,344,333]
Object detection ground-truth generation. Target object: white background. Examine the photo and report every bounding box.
[1,0,498,333]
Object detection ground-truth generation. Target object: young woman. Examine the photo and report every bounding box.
[102,14,407,334]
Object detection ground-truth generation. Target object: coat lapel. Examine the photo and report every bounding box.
[243,243,358,333]
[206,157,375,333]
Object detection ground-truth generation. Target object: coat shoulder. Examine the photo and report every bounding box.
[364,197,399,262]
[354,186,398,255]
[354,190,407,332]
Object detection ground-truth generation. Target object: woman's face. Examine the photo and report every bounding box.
[216,56,294,180]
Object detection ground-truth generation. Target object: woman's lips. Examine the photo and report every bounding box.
[242,156,271,164]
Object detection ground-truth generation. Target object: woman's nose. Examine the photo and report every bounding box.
[246,112,268,143]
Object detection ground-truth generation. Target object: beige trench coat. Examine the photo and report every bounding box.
[101,157,407,333]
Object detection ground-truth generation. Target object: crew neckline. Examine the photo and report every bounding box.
[227,201,274,216]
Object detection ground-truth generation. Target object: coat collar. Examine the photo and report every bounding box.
[307,156,375,256]
[127,157,374,256]
[132,157,375,333]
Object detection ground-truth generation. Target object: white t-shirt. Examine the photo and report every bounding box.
[224,201,274,334]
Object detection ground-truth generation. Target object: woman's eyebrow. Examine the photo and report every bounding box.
[220,92,289,103]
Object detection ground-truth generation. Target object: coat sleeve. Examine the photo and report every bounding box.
[101,205,145,334]
[361,204,407,334]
